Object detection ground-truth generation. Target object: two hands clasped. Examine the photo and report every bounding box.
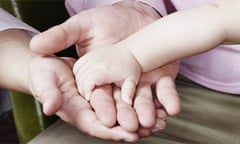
[28,1,181,142]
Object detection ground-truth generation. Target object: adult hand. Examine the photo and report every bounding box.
[28,56,138,142]
[1,30,128,141]
[28,56,76,115]
[89,84,167,138]
[116,61,180,137]
[30,0,160,56]
[30,0,160,129]
[113,86,167,138]
[86,62,180,137]
[140,61,181,116]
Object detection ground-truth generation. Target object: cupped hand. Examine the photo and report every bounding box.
[28,55,139,142]
[124,61,181,136]
[30,0,160,129]
[28,56,76,115]
[56,86,139,142]
[112,86,167,138]
[90,84,167,138]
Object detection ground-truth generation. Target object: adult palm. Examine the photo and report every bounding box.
[30,0,181,140]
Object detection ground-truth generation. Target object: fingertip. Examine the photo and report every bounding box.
[138,128,152,138]
[121,79,137,105]
[156,77,181,116]
[152,119,167,133]
[43,101,55,116]
[85,92,91,101]
[161,93,181,116]
[72,60,79,75]
[164,93,181,116]
[43,95,63,116]
[29,35,41,53]
[84,80,97,101]
[156,109,167,120]
[166,100,181,116]
[116,104,139,132]
[113,127,139,142]
[30,25,68,55]
[122,96,132,106]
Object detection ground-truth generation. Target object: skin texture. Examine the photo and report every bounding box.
[30,0,181,141]
[72,1,240,112]
[0,29,138,141]
[29,0,240,141]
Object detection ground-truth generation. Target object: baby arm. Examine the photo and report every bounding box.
[123,0,240,72]
[73,0,238,104]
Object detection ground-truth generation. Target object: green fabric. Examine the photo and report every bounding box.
[158,75,240,144]
[29,75,240,144]
[0,0,69,31]
[0,0,15,15]
[0,0,72,143]
[10,92,57,144]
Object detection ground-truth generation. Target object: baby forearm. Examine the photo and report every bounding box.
[121,3,226,72]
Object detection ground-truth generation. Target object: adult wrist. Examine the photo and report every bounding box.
[0,29,37,94]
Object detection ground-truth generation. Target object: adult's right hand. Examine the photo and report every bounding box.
[30,0,161,131]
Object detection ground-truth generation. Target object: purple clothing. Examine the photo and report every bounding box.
[1,0,239,94]
[0,8,38,35]
[65,0,240,94]
[64,0,167,16]
[171,0,240,94]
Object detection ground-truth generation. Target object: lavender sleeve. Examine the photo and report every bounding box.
[65,0,167,16]
[0,8,39,36]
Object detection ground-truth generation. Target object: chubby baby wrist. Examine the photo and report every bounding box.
[115,42,143,73]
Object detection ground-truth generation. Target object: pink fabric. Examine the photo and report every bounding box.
[171,0,211,11]
[169,0,240,94]
[65,0,240,94]
[1,0,239,94]
[65,0,167,16]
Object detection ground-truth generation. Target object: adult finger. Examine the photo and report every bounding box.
[30,13,91,55]
[134,83,155,128]
[31,79,63,116]
[90,85,117,127]
[57,95,138,142]
[113,87,139,132]
[29,58,64,115]
[138,109,167,137]
[156,76,181,116]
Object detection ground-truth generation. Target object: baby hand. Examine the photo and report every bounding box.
[73,45,142,105]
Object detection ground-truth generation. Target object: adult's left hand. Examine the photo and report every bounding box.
[28,55,139,142]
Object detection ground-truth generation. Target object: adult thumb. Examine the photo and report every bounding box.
[30,14,89,55]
